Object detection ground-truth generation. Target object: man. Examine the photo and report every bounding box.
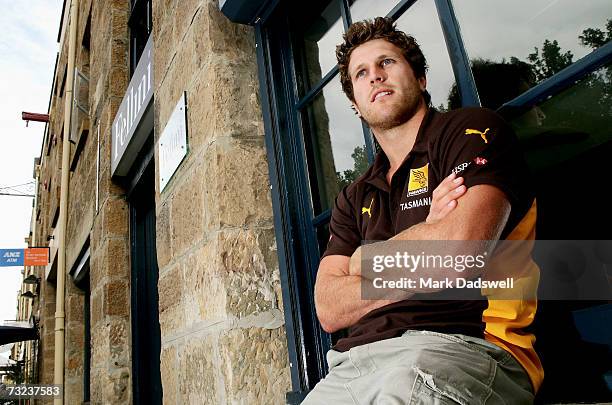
[303,17,542,404]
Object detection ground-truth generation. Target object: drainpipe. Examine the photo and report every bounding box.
[54,0,78,403]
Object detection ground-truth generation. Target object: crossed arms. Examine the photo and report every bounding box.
[314,176,511,333]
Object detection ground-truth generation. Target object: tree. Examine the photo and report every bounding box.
[579,19,612,49]
[336,145,369,188]
[527,39,573,82]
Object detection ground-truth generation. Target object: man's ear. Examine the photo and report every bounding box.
[418,76,427,92]
[351,103,362,118]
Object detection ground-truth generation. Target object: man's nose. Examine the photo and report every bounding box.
[369,66,386,84]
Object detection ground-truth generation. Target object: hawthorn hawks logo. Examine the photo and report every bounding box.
[407,163,429,197]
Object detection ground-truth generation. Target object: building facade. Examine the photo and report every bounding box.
[22,0,611,404]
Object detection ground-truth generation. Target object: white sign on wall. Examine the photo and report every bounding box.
[111,35,154,176]
[158,92,188,192]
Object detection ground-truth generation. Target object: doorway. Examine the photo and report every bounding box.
[128,159,162,404]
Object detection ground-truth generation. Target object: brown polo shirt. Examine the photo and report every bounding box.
[322,107,544,392]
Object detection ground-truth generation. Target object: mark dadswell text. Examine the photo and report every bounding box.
[372,277,514,289]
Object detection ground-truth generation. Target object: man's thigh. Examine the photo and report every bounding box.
[301,330,533,405]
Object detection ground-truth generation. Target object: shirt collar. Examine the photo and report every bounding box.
[362,107,437,191]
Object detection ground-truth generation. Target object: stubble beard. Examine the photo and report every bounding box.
[360,90,423,131]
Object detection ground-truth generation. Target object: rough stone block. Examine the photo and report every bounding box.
[159,298,185,341]
[218,228,279,318]
[89,367,104,403]
[214,138,273,227]
[169,160,206,256]
[160,345,178,404]
[90,322,109,375]
[155,52,192,136]
[108,237,130,278]
[178,335,220,404]
[89,251,103,292]
[186,56,263,152]
[67,294,84,323]
[182,238,226,325]
[110,4,128,40]
[218,327,291,404]
[108,65,129,98]
[108,367,130,403]
[206,1,256,61]
[109,319,129,368]
[153,17,176,92]
[172,0,201,48]
[190,2,212,66]
[63,377,83,404]
[102,196,128,237]
[155,200,173,269]
[104,280,129,317]
[158,264,183,314]
[179,226,282,329]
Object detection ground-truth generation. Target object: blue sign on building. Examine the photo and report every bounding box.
[0,249,24,267]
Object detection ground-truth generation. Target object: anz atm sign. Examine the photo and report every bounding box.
[111,35,154,177]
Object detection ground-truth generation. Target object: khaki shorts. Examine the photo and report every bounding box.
[302,330,534,405]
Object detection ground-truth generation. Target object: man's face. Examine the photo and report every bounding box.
[348,39,426,130]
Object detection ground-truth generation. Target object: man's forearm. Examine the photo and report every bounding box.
[352,221,497,285]
[315,261,409,333]
[316,185,509,332]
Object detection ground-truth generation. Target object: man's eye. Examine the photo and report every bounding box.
[356,70,365,79]
[382,58,394,66]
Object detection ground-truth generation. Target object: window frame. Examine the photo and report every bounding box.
[129,0,153,76]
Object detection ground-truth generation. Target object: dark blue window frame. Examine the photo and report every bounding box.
[223,0,612,402]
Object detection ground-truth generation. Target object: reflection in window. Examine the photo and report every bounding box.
[291,0,344,95]
[514,62,612,172]
[447,59,537,111]
[349,0,397,25]
[454,0,612,107]
[301,77,367,215]
[514,62,612,239]
[394,1,458,109]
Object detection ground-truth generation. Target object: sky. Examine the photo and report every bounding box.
[0,0,63,356]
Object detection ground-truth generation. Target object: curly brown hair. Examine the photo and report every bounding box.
[336,17,429,103]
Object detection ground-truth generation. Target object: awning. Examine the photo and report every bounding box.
[219,0,274,25]
[0,321,38,345]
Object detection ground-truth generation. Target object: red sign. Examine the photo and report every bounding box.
[24,248,49,266]
[474,157,488,166]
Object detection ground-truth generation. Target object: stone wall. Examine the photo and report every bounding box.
[87,0,132,403]
[152,0,291,403]
[35,0,133,403]
[34,0,292,403]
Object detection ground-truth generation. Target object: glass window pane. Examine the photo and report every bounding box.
[291,0,345,95]
[453,0,612,108]
[394,1,458,110]
[316,224,331,257]
[515,62,612,172]
[301,76,368,215]
[349,0,398,23]
[515,63,612,239]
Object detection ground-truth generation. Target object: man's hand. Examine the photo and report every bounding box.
[348,173,466,277]
[348,246,362,276]
[427,172,466,224]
